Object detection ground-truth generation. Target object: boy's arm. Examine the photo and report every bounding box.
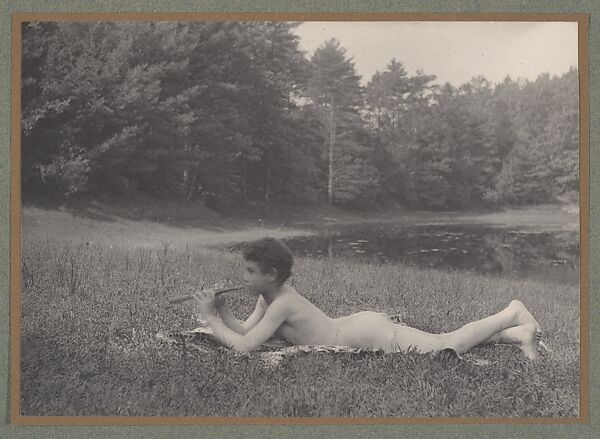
[204,299,290,352]
[216,297,266,335]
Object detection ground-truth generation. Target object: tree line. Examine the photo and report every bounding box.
[21,21,579,210]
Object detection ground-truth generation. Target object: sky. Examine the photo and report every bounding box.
[292,21,578,86]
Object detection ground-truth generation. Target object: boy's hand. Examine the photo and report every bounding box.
[214,294,226,311]
[193,288,217,316]
[212,281,227,310]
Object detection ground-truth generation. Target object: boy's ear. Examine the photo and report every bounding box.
[268,267,278,281]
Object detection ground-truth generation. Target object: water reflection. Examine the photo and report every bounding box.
[283,224,579,285]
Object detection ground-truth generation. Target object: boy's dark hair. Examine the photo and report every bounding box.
[243,237,294,284]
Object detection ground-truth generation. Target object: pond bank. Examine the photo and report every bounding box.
[22,206,315,249]
[293,204,578,232]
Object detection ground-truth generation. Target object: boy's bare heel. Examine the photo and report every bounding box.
[517,323,541,360]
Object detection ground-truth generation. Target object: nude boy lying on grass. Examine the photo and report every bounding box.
[194,237,544,359]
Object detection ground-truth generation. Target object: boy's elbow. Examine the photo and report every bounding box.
[231,343,254,353]
[231,338,258,353]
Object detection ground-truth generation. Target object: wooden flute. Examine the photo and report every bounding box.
[168,285,244,304]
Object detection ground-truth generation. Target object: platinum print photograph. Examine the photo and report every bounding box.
[18,18,582,419]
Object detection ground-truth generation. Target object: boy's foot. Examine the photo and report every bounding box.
[510,300,543,341]
[515,323,540,360]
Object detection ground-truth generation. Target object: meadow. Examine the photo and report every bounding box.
[20,207,580,418]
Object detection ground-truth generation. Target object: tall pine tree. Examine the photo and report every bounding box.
[306,39,379,207]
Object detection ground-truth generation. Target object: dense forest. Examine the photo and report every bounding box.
[21,21,579,210]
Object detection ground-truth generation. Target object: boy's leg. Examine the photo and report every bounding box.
[440,300,541,358]
[482,325,526,344]
[483,324,543,345]
[480,324,543,359]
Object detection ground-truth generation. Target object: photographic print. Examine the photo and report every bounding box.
[15,15,584,421]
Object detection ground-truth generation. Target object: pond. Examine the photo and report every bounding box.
[276,222,580,286]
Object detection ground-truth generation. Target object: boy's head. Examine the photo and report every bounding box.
[242,237,294,286]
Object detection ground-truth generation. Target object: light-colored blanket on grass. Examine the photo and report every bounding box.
[156,320,383,368]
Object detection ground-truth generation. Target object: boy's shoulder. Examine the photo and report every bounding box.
[263,285,300,309]
[279,284,299,300]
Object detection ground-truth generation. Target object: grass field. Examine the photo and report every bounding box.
[20,207,580,417]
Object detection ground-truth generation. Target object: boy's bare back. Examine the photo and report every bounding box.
[267,285,339,345]
[263,285,401,350]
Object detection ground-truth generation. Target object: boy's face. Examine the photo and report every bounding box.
[242,259,277,294]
